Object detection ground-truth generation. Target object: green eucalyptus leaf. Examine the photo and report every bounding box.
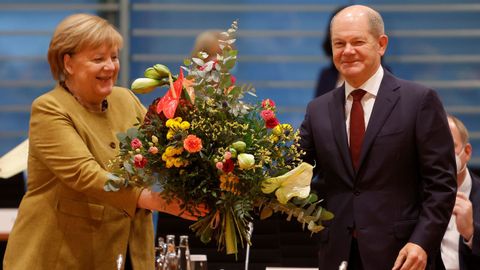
[123,161,134,174]
[192,58,205,66]
[307,193,318,203]
[116,132,127,142]
[320,209,334,221]
[227,86,241,96]
[126,128,139,139]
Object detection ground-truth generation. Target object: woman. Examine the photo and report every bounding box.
[3,13,198,270]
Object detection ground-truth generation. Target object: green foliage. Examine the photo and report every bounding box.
[105,20,331,255]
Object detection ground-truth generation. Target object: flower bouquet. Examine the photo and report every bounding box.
[105,21,333,255]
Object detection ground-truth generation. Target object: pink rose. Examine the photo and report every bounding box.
[148,146,159,154]
[216,162,224,170]
[131,138,142,150]
[260,110,275,121]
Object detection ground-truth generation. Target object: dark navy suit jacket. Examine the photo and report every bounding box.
[436,171,480,270]
[300,70,457,270]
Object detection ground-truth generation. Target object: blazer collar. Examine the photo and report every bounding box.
[328,70,401,179]
[357,70,400,171]
[329,88,354,179]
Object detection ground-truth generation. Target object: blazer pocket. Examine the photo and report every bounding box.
[377,128,404,137]
[393,220,417,240]
[374,129,405,146]
[56,198,105,221]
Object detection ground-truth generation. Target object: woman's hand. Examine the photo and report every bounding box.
[137,189,208,220]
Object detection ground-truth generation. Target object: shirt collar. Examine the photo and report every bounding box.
[345,66,384,99]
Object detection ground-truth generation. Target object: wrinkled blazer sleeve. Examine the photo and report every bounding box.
[409,88,457,256]
[29,93,142,217]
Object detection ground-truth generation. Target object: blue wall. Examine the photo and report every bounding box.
[1,0,480,166]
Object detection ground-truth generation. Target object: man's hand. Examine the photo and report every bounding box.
[392,242,427,270]
[454,191,474,241]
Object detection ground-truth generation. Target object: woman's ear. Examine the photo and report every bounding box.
[63,54,73,75]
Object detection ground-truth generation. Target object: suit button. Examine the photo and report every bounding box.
[353,190,360,196]
[109,142,116,149]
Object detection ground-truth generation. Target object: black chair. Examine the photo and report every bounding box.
[0,172,26,269]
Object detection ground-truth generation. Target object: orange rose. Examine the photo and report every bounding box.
[183,135,202,153]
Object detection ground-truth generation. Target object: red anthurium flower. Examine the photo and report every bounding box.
[156,69,184,119]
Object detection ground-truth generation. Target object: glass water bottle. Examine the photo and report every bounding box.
[178,235,191,270]
[164,234,178,270]
[155,237,167,270]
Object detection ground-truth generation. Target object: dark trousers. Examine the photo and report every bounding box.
[347,238,364,270]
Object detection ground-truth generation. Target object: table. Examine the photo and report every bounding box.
[0,208,18,240]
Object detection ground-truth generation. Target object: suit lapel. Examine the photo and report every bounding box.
[328,87,355,180]
[358,72,400,170]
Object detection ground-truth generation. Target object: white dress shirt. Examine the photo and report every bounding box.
[440,170,472,270]
[345,66,384,144]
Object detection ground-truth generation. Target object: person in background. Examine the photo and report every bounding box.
[436,114,480,270]
[3,13,202,270]
[299,5,456,270]
[314,6,347,98]
[191,30,224,62]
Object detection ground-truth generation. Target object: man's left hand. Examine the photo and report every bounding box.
[454,191,474,241]
[392,242,427,270]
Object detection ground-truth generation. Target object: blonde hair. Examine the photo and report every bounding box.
[47,13,123,81]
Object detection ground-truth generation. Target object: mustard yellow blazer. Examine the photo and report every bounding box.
[4,85,154,269]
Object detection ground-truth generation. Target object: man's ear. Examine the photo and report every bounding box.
[465,143,473,162]
[378,35,388,57]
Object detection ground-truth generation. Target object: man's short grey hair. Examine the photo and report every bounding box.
[330,5,385,38]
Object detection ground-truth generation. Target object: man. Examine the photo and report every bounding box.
[436,115,480,269]
[299,5,457,270]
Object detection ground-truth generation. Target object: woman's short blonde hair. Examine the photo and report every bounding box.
[47,13,123,81]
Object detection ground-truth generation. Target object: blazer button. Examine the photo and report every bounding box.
[353,190,361,196]
[109,142,116,149]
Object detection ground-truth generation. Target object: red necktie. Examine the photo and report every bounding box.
[349,89,367,170]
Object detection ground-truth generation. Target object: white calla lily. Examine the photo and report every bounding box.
[261,162,313,204]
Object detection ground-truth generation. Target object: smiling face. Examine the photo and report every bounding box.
[330,6,388,88]
[64,44,120,105]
